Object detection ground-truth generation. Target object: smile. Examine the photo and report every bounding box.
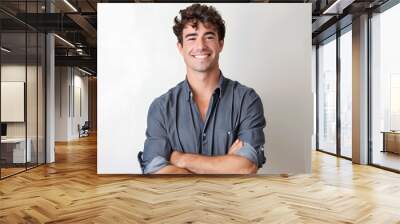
[192,54,210,59]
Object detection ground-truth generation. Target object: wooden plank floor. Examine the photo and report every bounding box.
[1,134,400,224]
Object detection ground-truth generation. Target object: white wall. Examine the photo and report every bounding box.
[55,67,89,141]
[98,3,313,174]
[72,72,89,138]
[1,65,40,138]
[55,67,69,141]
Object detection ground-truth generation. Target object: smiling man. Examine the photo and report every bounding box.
[139,3,266,174]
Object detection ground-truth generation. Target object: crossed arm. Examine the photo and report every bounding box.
[153,139,258,174]
[144,90,265,175]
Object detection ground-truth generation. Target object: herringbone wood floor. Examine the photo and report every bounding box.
[1,134,400,224]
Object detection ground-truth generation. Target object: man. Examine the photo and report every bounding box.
[139,3,266,174]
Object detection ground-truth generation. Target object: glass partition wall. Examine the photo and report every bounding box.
[316,26,353,159]
[317,35,337,155]
[370,3,400,172]
[0,1,46,179]
[339,28,352,159]
[0,31,27,177]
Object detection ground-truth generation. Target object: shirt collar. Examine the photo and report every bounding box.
[184,71,226,101]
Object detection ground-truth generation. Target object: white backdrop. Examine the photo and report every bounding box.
[98,3,313,174]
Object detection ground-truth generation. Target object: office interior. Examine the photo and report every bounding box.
[0,0,399,223]
[0,0,97,179]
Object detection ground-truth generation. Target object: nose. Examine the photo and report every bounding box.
[195,37,207,51]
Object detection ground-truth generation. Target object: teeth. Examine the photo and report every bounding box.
[194,55,209,59]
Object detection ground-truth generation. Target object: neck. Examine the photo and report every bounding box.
[186,67,220,98]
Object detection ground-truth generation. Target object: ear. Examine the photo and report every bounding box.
[177,42,183,55]
[219,40,224,52]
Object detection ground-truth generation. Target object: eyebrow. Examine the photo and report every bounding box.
[184,31,217,39]
[184,33,197,39]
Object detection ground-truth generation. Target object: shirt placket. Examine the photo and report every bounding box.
[202,93,221,155]
[190,91,220,156]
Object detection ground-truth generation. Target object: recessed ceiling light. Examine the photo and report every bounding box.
[63,0,78,12]
[78,67,93,76]
[1,47,11,53]
[323,0,354,15]
[54,34,75,48]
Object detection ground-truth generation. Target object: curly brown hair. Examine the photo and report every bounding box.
[173,3,225,44]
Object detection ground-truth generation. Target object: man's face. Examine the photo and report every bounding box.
[177,22,224,74]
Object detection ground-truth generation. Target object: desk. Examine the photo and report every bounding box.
[382,131,400,154]
[1,138,31,163]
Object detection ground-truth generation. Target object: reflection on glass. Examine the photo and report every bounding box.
[371,3,400,171]
[27,32,38,169]
[1,32,27,177]
[340,30,352,158]
[318,37,337,154]
[390,75,400,130]
[0,1,46,179]
[38,33,46,165]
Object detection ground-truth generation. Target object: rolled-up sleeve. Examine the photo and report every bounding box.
[237,90,266,168]
[235,142,261,168]
[141,98,171,174]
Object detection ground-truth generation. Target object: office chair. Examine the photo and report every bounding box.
[79,121,90,138]
[138,151,145,174]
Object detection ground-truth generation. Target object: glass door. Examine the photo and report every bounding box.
[370,3,400,171]
[339,28,352,158]
[1,30,28,178]
[317,36,337,155]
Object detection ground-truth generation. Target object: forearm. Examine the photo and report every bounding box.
[153,165,192,174]
[177,153,257,174]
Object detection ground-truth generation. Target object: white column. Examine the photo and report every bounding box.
[46,33,55,163]
[45,0,56,163]
[352,14,369,164]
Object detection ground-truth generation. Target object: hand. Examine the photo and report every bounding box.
[170,150,185,168]
[228,139,244,155]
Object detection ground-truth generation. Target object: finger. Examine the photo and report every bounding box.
[232,140,241,149]
[230,147,240,155]
[233,141,245,153]
[234,139,241,146]
[228,142,238,151]
[228,145,237,154]
[232,139,239,146]
[230,140,239,149]
[229,145,240,155]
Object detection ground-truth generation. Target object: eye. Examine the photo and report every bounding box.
[206,36,215,40]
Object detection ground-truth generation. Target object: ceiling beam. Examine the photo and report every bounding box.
[55,55,96,69]
[322,0,356,14]
[67,13,97,42]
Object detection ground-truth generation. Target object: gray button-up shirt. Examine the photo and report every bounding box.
[140,73,266,174]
